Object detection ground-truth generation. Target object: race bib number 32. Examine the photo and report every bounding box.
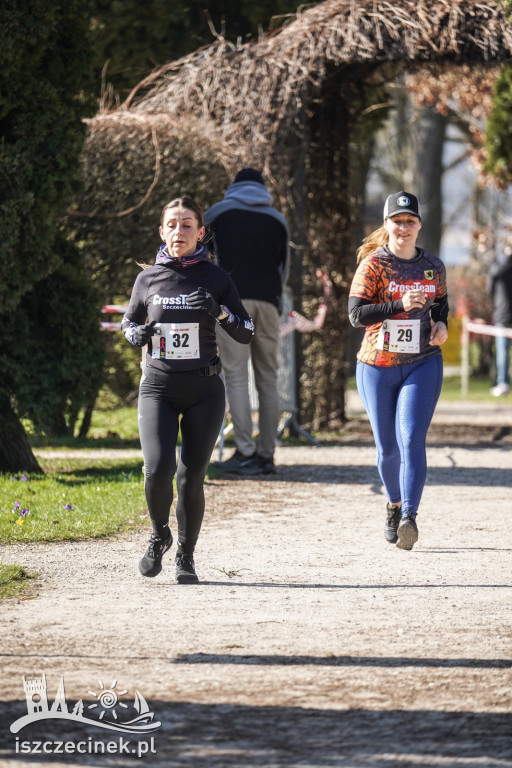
[377,319,420,354]
[151,323,200,359]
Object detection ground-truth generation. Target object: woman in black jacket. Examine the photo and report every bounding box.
[122,197,254,584]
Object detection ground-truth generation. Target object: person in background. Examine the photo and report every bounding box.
[205,168,289,476]
[348,191,448,550]
[122,197,253,584]
[487,245,512,396]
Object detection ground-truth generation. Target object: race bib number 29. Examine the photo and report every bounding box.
[377,319,420,354]
[150,323,200,359]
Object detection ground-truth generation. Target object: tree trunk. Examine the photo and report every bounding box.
[78,393,99,438]
[300,66,361,429]
[414,106,447,257]
[0,396,43,474]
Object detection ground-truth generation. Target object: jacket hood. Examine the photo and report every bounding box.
[204,180,289,237]
[223,181,273,207]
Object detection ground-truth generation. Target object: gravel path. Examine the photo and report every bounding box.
[0,401,511,767]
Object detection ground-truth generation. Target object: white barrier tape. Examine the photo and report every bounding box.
[100,321,122,331]
[465,320,512,339]
[102,305,128,314]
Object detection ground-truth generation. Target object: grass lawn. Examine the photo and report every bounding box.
[1,454,147,600]
[0,563,38,600]
[1,458,146,544]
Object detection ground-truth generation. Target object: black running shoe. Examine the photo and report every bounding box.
[213,450,257,474]
[396,514,419,550]
[255,455,276,475]
[384,503,402,543]
[138,531,173,577]
[237,454,276,476]
[175,553,199,584]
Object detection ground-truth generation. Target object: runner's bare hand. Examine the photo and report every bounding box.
[402,290,426,311]
[429,321,448,346]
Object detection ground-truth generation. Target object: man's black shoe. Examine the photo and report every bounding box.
[237,454,276,476]
[214,450,257,474]
[175,553,199,584]
[139,531,173,577]
[384,503,402,543]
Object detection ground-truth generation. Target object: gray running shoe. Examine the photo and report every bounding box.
[175,553,199,584]
[139,531,173,577]
[396,514,419,550]
[384,503,402,543]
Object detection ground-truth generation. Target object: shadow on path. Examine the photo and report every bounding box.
[1,700,510,767]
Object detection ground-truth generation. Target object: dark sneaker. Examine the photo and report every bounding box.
[396,514,419,550]
[214,450,257,473]
[237,454,276,476]
[139,531,173,577]
[256,455,276,475]
[175,553,199,584]
[384,503,402,543]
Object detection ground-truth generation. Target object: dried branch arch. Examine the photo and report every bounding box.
[84,0,512,427]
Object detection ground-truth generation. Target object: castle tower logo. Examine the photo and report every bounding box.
[23,674,49,715]
[11,675,161,734]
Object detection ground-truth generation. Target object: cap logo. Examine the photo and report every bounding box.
[397,196,410,207]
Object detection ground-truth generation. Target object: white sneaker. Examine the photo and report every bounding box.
[491,383,510,397]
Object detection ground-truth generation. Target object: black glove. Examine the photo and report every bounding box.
[133,320,158,346]
[187,288,221,318]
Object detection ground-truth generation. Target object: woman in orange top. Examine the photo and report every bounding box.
[348,192,448,550]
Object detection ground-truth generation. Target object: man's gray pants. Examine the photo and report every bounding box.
[216,299,280,460]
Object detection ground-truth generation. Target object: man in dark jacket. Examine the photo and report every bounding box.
[488,248,512,396]
[205,168,289,474]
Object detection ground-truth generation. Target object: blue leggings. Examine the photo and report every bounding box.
[356,355,443,515]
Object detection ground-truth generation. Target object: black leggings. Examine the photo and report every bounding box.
[137,366,225,550]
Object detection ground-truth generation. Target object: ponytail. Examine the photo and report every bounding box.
[356,225,389,264]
